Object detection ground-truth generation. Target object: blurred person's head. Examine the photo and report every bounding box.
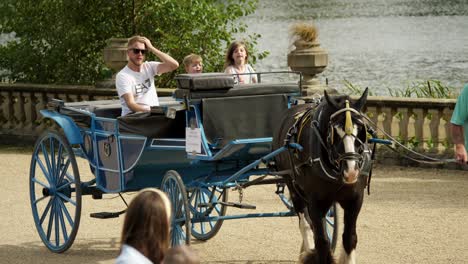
[120,188,171,263]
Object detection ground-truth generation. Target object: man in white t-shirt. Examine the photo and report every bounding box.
[116,36,179,116]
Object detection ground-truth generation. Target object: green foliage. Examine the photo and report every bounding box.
[341,79,455,99]
[0,0,265,87]
[342,79,374,96]
[388,80,456,99]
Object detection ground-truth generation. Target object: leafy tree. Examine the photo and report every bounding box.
[0,0,268,87]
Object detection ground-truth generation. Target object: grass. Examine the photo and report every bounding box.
[341,79,457,99]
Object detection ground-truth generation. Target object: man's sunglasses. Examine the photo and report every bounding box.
[129,48,147,55]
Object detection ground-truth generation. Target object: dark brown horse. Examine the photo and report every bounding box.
[273,89,372,264]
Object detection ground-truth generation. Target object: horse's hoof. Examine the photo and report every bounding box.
[299,249,336,264]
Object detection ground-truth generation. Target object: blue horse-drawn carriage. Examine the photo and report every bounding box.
[29,72,342,254]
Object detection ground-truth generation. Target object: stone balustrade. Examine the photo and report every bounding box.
[0,83,457,156]
[362,96,455,155]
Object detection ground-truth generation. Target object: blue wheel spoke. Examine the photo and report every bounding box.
[57,200,69,243]
[64,172,75,183]
[33,195,48,205]
[50,138,57,182]
[56,192,76,206]
[39,197,53,224]
[36,155,52,185]
[32,177,50,189]
[56,180,72,192]
[54,199,60,246]
[57,158,71,185]
[214,204,221,215]
[54,142,64,185]
[46,198,55,241]
[208,219,215,229]
[41,141,53,182]
[58,199,75,227]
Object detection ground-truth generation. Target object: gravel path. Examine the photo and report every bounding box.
[0,148,466,264]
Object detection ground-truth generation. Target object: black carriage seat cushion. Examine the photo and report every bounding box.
[174,82,299,99]
[92,104,122,119]
[175,73,234,91]
[202,94,289,147]
[117,109,185,138]
[58,103,122,127]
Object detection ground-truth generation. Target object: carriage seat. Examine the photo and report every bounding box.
[174,73,300,99]
[202,94,289,147]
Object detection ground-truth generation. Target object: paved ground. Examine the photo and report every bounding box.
[0,147,467,264]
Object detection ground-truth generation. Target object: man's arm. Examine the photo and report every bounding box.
[451,123,467,163]
[122,93,151,113]
[142,37,179,74]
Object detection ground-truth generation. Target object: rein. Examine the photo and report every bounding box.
[362,115,458,165]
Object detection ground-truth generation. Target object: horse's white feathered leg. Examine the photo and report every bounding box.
[338,248,356,264]
[299,212,314,252]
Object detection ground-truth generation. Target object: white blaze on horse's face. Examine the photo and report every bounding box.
[334,124,360,184]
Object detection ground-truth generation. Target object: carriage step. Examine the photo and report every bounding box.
[220,201,256,209]
[198,201,256,209]
[90,210,126,219]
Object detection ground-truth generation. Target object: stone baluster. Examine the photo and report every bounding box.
[442,107,454,154]
[35,91,48,133]
[428,109,441,152]
[2,91,15,131]
[397,107,410,144]
[381,107,394,139]
[15,92,26,131]
[365,106,379,136]
[23,91,35,134]
[412,108,425,152]
[0,91,6,128]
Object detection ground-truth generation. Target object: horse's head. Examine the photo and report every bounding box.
[322,88,369,184]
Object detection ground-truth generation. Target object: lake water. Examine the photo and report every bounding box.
[244,0,468,95]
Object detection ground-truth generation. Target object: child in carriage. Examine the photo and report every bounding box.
[224,40,257,84]
[183,53,203,74]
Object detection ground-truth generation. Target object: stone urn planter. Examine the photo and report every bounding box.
[97,38,129,88]
[287,23,336,95]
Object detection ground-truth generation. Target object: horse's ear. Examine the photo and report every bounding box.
[353,87,368,110]
[324,89,339,109]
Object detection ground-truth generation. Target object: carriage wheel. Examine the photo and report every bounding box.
[323,203,339,252]
[161,170,191,246]
[188,186,228,241]
[29,131,82,253]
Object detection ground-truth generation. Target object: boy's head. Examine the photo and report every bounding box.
[183,54,203,74]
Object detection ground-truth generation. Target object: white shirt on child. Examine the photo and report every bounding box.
[116,61,161,116]
[225,64,256,84]
[116,244,153,264]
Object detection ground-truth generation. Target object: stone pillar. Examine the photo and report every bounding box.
[97,38,129,88]
[288,39,335,96]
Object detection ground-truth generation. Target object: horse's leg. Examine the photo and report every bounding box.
[288,185,314,257]
[301,201,335,264]
[299,209,314,253]
[338,195,363,264]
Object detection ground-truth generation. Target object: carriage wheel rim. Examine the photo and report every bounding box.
[188,186,227,240]
[161,170,191,247]
[30,132,81,253]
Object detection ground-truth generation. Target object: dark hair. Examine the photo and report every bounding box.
[120,188,171,263]
[224,40,249,69]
